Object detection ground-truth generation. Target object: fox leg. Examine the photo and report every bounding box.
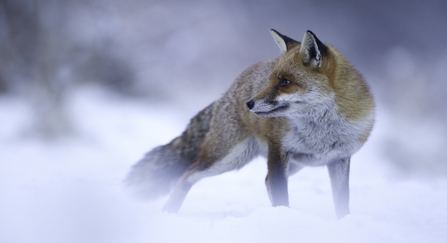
[162,162,202,213]
[265,144,289,206]
[327,157,351,219]
[163,137,259,213]
[265,161,302,202]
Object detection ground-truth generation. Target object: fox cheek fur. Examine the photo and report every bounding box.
[126,28,375,220]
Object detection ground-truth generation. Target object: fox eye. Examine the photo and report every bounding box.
[279,78,291,87]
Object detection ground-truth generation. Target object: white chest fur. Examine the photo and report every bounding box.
[281,108,369,167]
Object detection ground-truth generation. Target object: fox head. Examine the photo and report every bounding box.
[246,30,337,118]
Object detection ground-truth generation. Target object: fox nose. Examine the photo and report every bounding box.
[246,100,255,110]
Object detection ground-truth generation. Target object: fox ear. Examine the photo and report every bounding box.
[300,30,328,68]
[270,29,300,54]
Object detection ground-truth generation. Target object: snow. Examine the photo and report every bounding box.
[1,88,446,243]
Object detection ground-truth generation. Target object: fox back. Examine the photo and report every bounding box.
[126,29,374,219]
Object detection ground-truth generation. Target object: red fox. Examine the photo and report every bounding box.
[126,29,375,219]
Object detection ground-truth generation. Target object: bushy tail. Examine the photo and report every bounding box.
[125,103,214,199]
[125,144,191,199]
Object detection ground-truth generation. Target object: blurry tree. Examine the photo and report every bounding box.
[0,75,6,93]
[0,0,73,138]
[0,0,136,139]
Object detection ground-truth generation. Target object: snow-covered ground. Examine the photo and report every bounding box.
[1,88,446,243]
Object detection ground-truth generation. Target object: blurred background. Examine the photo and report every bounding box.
[1,0,446,177]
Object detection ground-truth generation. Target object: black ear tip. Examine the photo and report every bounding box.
[306,30,316,37]
[304,30,327,56]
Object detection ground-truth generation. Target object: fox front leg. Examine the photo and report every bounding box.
[327,157,351,219]
[265,144,289,207]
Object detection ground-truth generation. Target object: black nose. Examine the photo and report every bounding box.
[246,100,254,110]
